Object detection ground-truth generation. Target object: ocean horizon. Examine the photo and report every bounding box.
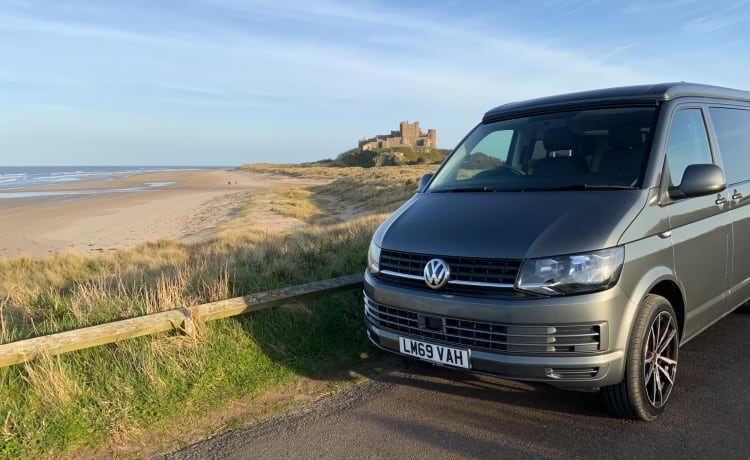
[0,166,232,200]
[0,166,230,191]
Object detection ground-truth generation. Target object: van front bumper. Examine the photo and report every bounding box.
[364,271,633,389]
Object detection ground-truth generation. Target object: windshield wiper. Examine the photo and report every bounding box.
[432,186,495,193]
[536,184,636,191]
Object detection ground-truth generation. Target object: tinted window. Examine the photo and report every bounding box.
[709,107,750,184]
[666,109,713,185]
[428,106,658,192]
[470,130,514,160]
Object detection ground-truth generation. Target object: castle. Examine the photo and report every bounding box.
[358,121,437,151]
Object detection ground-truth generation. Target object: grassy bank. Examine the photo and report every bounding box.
[241,163,436,218]
[0,164,437,458]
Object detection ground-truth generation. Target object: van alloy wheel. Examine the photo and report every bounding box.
[643,311,678,408]
[603,294,679,420]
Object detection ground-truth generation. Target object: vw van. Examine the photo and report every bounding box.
[363,82,750,420]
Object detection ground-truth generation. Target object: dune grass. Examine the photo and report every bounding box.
[241,163,436,217]
[0,164,437,459]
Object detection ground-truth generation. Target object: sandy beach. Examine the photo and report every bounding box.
[0,169,321,258]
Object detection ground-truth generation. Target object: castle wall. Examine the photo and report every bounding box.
[359,121,436,151]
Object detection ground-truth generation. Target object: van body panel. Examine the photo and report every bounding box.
[707,106,750,309]
[378,190,649,260]
[667,194,732,339]
[729,183,750,308]
[615,237,676,309]
[616,188,670,244]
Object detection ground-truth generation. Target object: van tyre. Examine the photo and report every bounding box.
[603,294,679,420]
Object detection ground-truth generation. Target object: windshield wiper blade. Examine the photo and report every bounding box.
[576,184,636,190]
[432,186,494,193]
[537,184,636,191]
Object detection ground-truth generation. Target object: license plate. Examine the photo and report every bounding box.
[399,337,470,369]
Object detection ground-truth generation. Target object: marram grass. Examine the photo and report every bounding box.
[0,164,436,459]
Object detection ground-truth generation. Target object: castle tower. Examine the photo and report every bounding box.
[427,128,437,147]
[400,121,420,145]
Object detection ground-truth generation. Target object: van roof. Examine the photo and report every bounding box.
[483,82,750,122]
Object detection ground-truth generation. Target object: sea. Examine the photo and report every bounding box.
[0,166,223,199]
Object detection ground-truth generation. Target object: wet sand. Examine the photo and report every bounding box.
[0,169,318,258]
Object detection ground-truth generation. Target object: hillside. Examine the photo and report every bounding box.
[332,146,449,168]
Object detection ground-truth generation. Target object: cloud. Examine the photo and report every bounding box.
[7,0,746,164]
[682,10,747,33]
[0,1,650,96]
[0,12,158,43]
[622,0,699,14]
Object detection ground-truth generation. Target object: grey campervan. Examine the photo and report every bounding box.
[364,83,750,420]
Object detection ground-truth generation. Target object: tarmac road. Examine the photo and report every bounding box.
[160,308,750,460]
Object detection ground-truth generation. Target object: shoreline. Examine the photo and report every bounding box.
[0,169,322,258]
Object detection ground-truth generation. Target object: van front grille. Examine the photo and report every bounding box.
[365,297,603,354]
[376,249,523,298]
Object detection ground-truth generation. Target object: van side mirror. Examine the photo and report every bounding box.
[669,164,726,199]
[418,173,434,193]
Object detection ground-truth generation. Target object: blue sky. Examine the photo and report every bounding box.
[1,0,749,166]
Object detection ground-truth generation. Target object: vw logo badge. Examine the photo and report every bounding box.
[424,258,450,289]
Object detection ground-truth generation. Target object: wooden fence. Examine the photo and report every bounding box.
[0,273,364,368]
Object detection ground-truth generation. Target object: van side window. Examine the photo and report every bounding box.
[666,109,713,186]
[708,107,750,185]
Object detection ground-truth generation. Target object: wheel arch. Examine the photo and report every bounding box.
[620,266,684,351]
[648,280,685,339]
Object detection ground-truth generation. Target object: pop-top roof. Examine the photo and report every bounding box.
[482,82,750,122]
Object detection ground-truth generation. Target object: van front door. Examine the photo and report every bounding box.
[665,108,732,340]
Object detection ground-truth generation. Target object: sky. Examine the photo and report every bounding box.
[1,0,749,167]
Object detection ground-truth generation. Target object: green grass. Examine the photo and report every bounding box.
[0,220,378,458]
[0,164,434,458]
[0,291,368,458]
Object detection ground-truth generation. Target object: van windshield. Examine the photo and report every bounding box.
[428,106,659,192]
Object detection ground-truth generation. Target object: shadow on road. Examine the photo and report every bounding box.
[164,309,750,459]
[380,359,610,418]
[346,308,750,458]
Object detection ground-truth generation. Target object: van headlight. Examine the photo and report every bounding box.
[516,247,624,296]
[367,241,381,274]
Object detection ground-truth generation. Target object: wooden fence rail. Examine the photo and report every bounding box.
[0,273,364,368]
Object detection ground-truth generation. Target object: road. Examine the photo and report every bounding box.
[160,308,750,459]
